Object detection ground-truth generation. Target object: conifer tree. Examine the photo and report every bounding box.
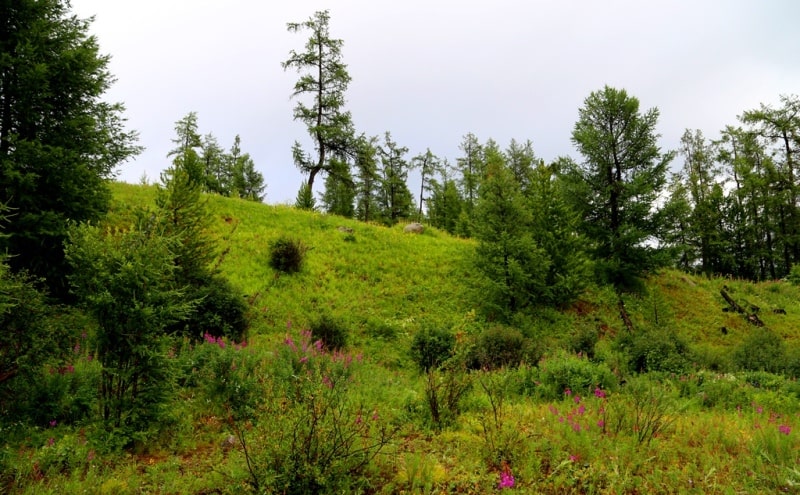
[0,0,141,297]
[377,132,414,225]
[283,10,354,199]
[473,148,546,316]
[569,86,673,294]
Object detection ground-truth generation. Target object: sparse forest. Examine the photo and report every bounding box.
[2,3,800,494]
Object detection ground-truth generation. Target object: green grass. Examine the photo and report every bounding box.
[4,181,800,494]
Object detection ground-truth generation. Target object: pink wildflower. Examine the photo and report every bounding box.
[564,388,572,397]
[87,450,96,462]
[594,387,606,399]
[597,419,605,429]
[574,395,582,404]
[47,437,55,446]
[779,424,792,435]
[577,404,586,415]
[498,464,515,489]
[569,454,579,462]
[49,420,57,427]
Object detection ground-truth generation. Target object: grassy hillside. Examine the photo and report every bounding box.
[4,181,800,494]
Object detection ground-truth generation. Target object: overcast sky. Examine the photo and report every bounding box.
[69,0,800,204]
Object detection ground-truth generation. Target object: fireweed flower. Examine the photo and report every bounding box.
[498,464,515,489]
[574,395,582,404]
[779,424,792,435]
[49,420,57,427]
[594,387,606,399]
[564,388,572,397]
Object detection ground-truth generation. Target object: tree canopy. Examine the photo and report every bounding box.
[0,0,141,297]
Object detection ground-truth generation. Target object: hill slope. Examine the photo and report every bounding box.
[110,180,800,363]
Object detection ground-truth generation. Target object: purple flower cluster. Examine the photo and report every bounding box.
[498,465,515,489]
[204,332,247,350]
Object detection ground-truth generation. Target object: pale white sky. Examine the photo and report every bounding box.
[69,0,800,204]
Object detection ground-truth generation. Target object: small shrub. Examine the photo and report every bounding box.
[268,236,308,274]
[732,328,785,373]
[567,322,599,359]
[173,274,249,341]
[410,326,456,372]
[468,325,529,370]
[618,326,690,374]
[235,331,396,494]
[310,314,348,351]
[527,350,617,400]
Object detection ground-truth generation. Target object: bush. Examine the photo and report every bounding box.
[618,326,690,374]
[732,328,785,374]
[269,236,308,274]
[410,325,456,372]
[177,274,249,341]
[525,350,617,400]
[468,325,530,370]
[310,314,348,351]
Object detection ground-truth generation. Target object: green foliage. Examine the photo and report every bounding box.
[732,328,786,373]
[234,331,396,494]
[377,132,414,225]
[294,182,317,210]
[472,151,548,316]
[567,85,673,293]
[410,325,456,372]
[268,236,308,274]
[467,325,530,370]
[283,10,355,194]
[527,350,618,400]
[605,376,684,445]
[320,157,355,217]
[617,326,691,374]
[0,0,141,298]
[309,313,349,351]
[181,274,249,341]
[65,223,192,445]
[421,360,472,430]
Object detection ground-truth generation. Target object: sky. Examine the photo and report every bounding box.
[69,0,800,205]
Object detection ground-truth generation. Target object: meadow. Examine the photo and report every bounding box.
[2,182,799,494]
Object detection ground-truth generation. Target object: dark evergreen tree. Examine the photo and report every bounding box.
[0,0,141,297]
[320,156,355,217]
[377,132,414,225]
[568,86,673,294]
[526,161,590,306]
[228,135,266,202]
[200,132,226,195]
[472,147,547,317]
[353,135,380,222]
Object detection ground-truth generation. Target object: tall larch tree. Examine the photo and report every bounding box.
[569,86,673,299]
[283,10,354,205]
[741,95,800,271]
[0,0,141,298]
[411,148,440,222]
